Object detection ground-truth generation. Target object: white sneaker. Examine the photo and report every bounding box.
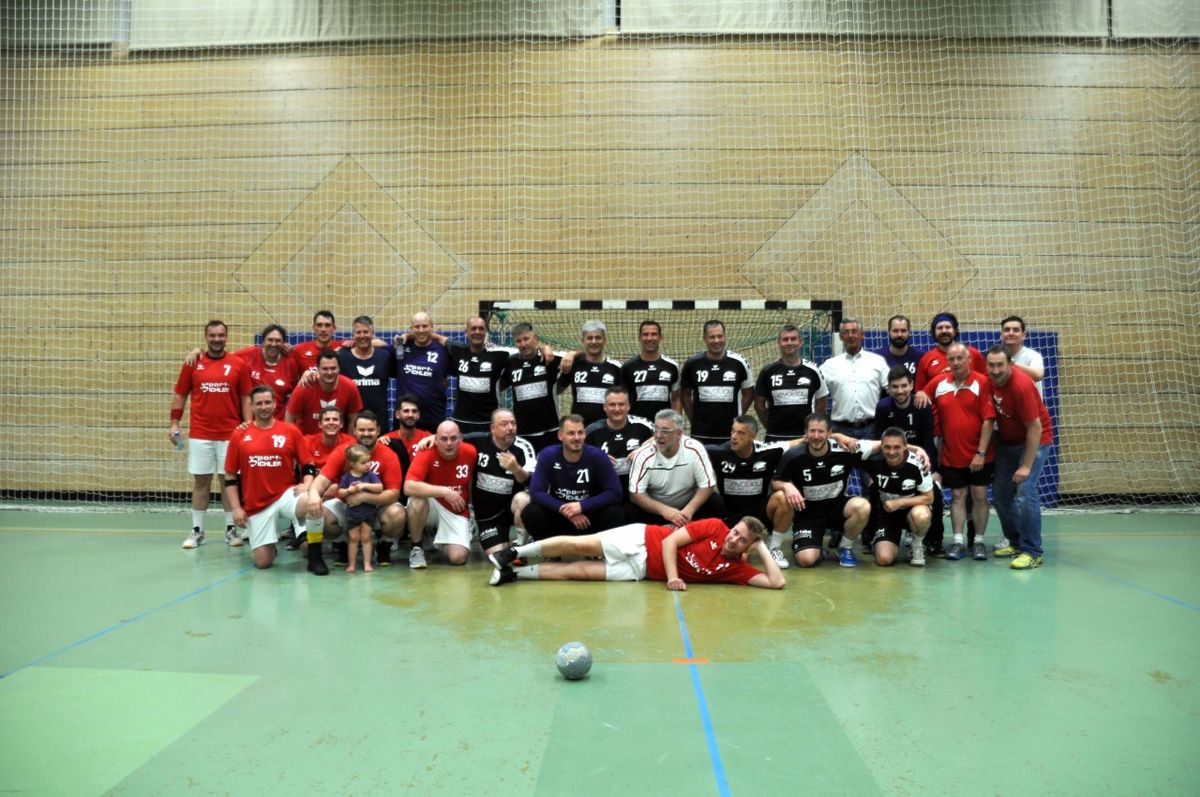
[769,547,791,570]
[408,546,427,569]
[910,545,926,567]
[182,528,205,549]
[225,526,244,547]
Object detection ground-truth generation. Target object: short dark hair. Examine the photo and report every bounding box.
[205,320,227,333]
[560,414,586,428]
[354,410,380,428]
[804,412,831,431]
[887,315,911,331]
[250,385,274,400]
[1000,315,1026,331]
[396,393,421,410]
[261,323,286,341]
[317,349,339,365]
[604,386,629,399]
[887,365,913,384]
[639,319,662,336]
[703,319,725,336]
[733,414,761,435]
[313,310,335,325]
[881,426,908,443]
[986,344,1011,361]
[318,406,344,422]
[511,322,534,337]
[778,323,800,340]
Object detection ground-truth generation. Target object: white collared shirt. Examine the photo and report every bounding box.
[820,350,890,424]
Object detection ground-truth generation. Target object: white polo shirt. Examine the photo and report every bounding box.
[628,436,717,509]
[819,350,890,424]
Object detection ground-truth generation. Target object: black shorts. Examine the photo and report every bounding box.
[941,463,994,489]
[791,497,849,552]
[475,511,514,550]
[868,510,910,546]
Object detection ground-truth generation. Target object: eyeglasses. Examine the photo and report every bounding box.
[654,427,679,435]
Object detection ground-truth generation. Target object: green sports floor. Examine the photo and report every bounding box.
[1,509,1196,797]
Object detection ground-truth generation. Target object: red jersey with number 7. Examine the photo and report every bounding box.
[224,421,310,514]
[174,353,252,440]
[407,444,478,517]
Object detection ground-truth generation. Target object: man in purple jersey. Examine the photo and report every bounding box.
[518,415,625,538]
[395,312,450,432]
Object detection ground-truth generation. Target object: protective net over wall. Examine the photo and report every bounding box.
[1,1,1196,504]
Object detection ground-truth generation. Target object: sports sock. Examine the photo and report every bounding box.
[223,511,234,528]
[838,537,853,550]
[953,533,964,545]
[513,564,539,580]
[514,542,543,559]
[192,510,205,531]
[306,513,324,544]
[769,532,785,550]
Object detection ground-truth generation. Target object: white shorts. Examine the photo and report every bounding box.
[598,523,649,582]
[429,500,472,549]
[247,489,301,550]
[188,438,229,476]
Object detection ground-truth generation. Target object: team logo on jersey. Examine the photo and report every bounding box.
[753,461,768,471]
[660,371,671,381]
[196,363,205,371]
[534,366,546,376]
[242,434,252,442]
[553,462,562,470]
[902,479,917,490]
[357,365,375,376]
[723,371,735,381]
[320,399,338,408]
[602,374,615,384]
[798,377,811,385]
[480,362,492,372]
[830,465,845,476]
[275,378,286,387]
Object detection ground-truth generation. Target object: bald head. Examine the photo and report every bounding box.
[434,420,462,459]
[412,312,433,345]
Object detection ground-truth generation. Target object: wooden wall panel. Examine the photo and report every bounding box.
[2,38,1197,498]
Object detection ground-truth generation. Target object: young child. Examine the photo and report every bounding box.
[337,445,383,573]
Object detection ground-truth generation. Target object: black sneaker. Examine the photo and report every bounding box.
[489,567,516,586]
[286,531,307,551]
[488,545,518,569]
[376,541,392,567]
[926,543,947,558]
[333,542,349,567]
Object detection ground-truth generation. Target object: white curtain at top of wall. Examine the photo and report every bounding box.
[127,0,608,49]
[1112,0,1200,37]
[1,0,118,46]
[621,0,1107,36]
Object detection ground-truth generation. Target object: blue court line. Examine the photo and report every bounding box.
[0,565,254,680]
[672,592,731,797]
[1058,558,1200,612]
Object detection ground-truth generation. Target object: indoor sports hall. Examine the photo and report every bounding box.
[1,2,1196,795]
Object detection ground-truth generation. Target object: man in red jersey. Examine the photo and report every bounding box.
[291,309,350,373]
[985,345,1055,571]
[915,312,987,395]
[224,387,316,571]
[382,394,432,464]
[233,323,301,419]
[299,411,406,569]
[286,350,363,435]
[928,342,995,561]
[404,420,477,568]
[487,516,785,590]
[170,320,253,550]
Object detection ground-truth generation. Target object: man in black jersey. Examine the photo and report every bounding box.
[464,408,536,556]
[771,413,876,569]
[874,366,945,556]
[704,414,797,570]
[498,323,565,452]
[754,324,828,442]
[862,427,934,567]
[621,319,682,419]
[585,386,654,497]
[680,319,754,446]
[556,320,624,427]
[445,316,513,436]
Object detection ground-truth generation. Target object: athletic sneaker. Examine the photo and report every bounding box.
[769,547,791,570]
[972,541,988,561]
[838,547,858,568]
[286,531,307,551]
[489,566,516,586]
[910,545,926,567]
[332,542,349,567]
[489,545,518,570]
[376,541,391,567]
[945,543,967,560]
[926,542,947,558]
[182,528,205,549]
[1010,553,1044,570]
[993,543,1018,558]
[408,546,427,569]
[239,527,250,542]
[225,526,244,547]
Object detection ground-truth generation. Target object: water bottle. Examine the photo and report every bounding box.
[171,430,185,451]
